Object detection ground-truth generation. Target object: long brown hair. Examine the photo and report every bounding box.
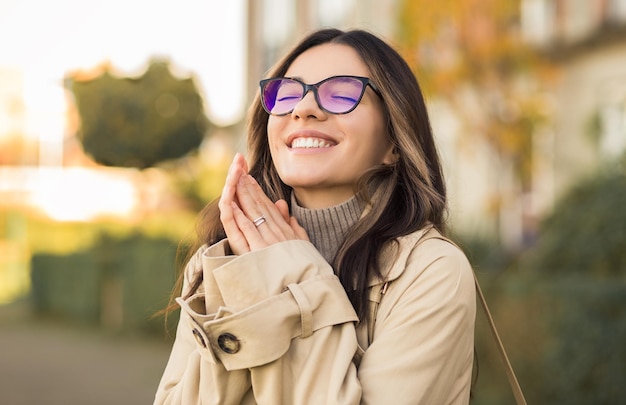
[168,28,447,320]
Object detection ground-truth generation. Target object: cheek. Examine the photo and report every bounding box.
[356,117,391,162]
[266,118,281,153]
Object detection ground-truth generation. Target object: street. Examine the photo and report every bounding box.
[0,302,172,405]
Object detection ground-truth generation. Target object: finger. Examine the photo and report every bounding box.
[227,202,251,254]
[235,175,281,223]
[219,155,249,254]
[290,217,310,241]
[219,154,245,210]
[236,175,294,242]
[238,153,249,174]
[219,199,250,255]
[243,177,311,245]
[275,199,309,242]
[234,177,283,246]
[275,199,290,222]
[249,179,299,240]
[231,200,269,251]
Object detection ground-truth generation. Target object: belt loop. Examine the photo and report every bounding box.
[287,283,313,338]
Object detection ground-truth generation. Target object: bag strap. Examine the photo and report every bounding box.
[473,272,527,405]
[367,281,388,343]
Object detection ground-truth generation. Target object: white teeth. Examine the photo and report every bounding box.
[291,138,333,148]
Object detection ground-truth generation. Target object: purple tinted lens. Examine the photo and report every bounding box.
[318,77,364,113]
[263,79,303,115]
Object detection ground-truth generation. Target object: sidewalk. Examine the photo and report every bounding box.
[0,301,172,405]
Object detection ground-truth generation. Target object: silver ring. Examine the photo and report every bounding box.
[252,215,266,227]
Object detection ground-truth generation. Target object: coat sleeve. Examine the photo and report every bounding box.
[357,237,476,405]
[153,244,251,405]
[154,239,362,405]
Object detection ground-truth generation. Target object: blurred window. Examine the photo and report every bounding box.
[599,99,626,158]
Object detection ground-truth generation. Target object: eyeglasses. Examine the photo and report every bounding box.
[259,75,381,116]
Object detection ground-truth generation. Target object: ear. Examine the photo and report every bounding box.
[382,145,400,165]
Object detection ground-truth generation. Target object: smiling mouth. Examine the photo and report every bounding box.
[290,137,335,149]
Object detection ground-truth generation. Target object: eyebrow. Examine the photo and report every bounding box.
[285,75,304,81]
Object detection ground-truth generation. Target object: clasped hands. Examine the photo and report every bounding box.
[218,153,309,255]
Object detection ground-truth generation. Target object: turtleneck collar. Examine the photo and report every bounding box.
[291,193,364,264]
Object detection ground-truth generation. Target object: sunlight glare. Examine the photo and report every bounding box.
[29,168,137,222]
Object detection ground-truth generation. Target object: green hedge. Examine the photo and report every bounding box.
[517,165,626,403]
[31,251,99,323]
[470,164,626,404]
[470,273,626,405]
[538,278,626,404]
[30,233,182,335]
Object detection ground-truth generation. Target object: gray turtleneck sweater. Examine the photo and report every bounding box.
[290,194,364,263]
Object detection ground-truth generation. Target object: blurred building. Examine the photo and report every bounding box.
[0,68,25,141]
[244,0,517,243]
[522,0,626,193]
[0,68,32,206]
[245,0,398,105]
[244,0,626,249]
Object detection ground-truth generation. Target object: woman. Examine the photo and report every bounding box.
[155,28,476,404]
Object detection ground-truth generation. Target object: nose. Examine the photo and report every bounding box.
[291,89,326,119]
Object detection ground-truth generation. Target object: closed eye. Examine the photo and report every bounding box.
[331,95,358,103]
[277,95,302,102]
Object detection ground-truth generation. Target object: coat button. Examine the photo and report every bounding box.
[217,333,240,354]
[192,328,207,348]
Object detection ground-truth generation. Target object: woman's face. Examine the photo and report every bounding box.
[267,43,395,209]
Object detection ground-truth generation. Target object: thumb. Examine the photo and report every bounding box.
[275,199,290,222]
[290,217,309,241]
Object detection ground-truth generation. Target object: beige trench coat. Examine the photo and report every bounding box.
[154,227,476,404]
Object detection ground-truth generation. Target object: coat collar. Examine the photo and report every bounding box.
[367,226,438,287]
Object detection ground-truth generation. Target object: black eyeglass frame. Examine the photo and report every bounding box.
[259,75,382,116]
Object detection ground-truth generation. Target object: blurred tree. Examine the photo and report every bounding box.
[539,279,626,404]
[65,59,209,169]
[523,164,626,277]
[171,156,230,211]
[396,0,554,243]
[514,160,626,403]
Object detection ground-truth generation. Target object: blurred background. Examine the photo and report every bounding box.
[1,0,625,404]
